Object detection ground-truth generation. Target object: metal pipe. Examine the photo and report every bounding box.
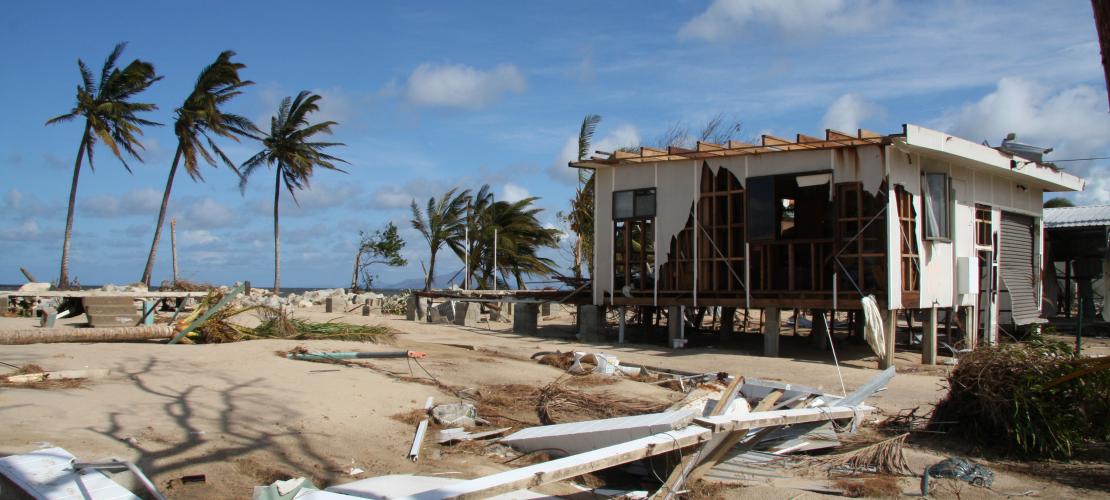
[73,460,166,500]
[408,396,434,462]
[288,351,426,361]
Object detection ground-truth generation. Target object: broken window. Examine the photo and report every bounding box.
[613,188,656,220]
[923,172,950,240]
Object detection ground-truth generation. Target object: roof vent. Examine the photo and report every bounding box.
[998,132,1053,163]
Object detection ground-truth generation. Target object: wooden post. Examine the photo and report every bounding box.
[763,307,780,357]
[811,309,829,351]
[618,305,626,344]
[880,309,896,369]
[170,218,179,284]
[923,306,937,365]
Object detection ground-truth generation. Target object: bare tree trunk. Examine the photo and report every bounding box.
[170,218,179,283]
[140,146,184,286]
[351,249,361,291]
[58,122,92,289]
[0,325,175,345]
[19,267,36,283]
[574,237,582,279]
[1093,0,1110,109]
[274,167,282,294]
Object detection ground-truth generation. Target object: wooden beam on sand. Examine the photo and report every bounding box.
[403,405,871,500]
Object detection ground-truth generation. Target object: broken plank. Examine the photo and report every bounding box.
[403,426,713,500]
[693,405,872,434]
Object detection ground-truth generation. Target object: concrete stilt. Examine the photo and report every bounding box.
[577,305,605,342]
[880,309,897,369]
[811,309,829,351]
[618,306,626,344]
[405,295,417,321]
[325,297,339,313]
[923,306,938,365]
[541,302,551,316]
[0,296,8,314]
[667,305,683,348]
[719,307,736,343]
[763,307,780,357]
[513,303,538,335]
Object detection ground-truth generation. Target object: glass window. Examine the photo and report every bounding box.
[613,188,656,220]
[613,191,633,220]
[634,189,656,218]
[923,172,950,239]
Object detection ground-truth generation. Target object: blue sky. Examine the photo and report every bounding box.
[1,0,1107,287]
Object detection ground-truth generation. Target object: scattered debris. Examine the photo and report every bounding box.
[920,457,994,496]
[801,433,911,475]
[834,475,903,498]
[288,350,425,362]
[3,368,111,385]
[408,396,435,462]
[437,427,512,444]
[431,402,483,427]
[0,446,162,500]
[252,476,318,500]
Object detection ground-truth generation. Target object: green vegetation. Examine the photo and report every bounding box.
[352,222,408,291]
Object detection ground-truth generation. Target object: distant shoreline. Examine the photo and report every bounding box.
[0,284,410,297]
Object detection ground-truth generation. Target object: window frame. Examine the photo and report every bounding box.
[613,188,657,221]
[922,172,951,241]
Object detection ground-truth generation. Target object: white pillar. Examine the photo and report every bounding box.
[763,307,780,357]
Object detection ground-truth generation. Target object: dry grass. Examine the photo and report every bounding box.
[475,379,671,427]
[833,476,903,498]
[535,352,575,370]
[804,433,912,475]
[684,479,733,500]
[565,375,620,387]
[390,408,431,426]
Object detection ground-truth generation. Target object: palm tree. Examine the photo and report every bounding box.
[568,114,600,279]
[447,184,493,288]
[240,91,346,293]
[46,42,161,287]
[472,197,560,289]
[139,51,256,286]
[411,188,471,291]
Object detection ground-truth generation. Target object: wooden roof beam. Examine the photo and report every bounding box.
[858,128,883,139]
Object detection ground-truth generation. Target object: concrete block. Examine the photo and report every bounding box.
[577,304,605,342]
[453,301,480,327]
[513,303,538,335]
[325,297,340,313]
[429,301,455,324]
[0,295,9,313]
[541,302,551,316]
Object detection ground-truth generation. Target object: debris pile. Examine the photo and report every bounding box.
[931,339,1110,458]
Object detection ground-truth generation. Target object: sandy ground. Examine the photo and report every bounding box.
[0,304,1107,499]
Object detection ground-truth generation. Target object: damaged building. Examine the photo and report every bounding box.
[570,124,1084,366]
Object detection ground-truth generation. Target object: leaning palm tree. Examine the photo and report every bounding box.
[410,188,471,291]
[239,91,346,293]
[447,183,493,288]
[139,51,256,286]
[46,42,161,287]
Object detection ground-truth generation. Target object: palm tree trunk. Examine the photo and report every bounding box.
[140,145,184,286]
[274,167,282,294]
[424,250,436,291]
[0,325,176,345]
[58,122,92,289]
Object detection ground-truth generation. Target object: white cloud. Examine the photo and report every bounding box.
[934,77,1110,202]
[548,124,641,184]
[405,63,526,109]
[822,93,885,132]
[182,229,218,246]
[81,188,162,217]
[501,183,530,203]
[183,198,236,228]
[3,189,22,210]
[679,0,891,41]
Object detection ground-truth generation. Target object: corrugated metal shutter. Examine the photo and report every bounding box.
[999,212,1043,325]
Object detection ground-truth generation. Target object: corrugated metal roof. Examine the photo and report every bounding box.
[1043,205,1110,228]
